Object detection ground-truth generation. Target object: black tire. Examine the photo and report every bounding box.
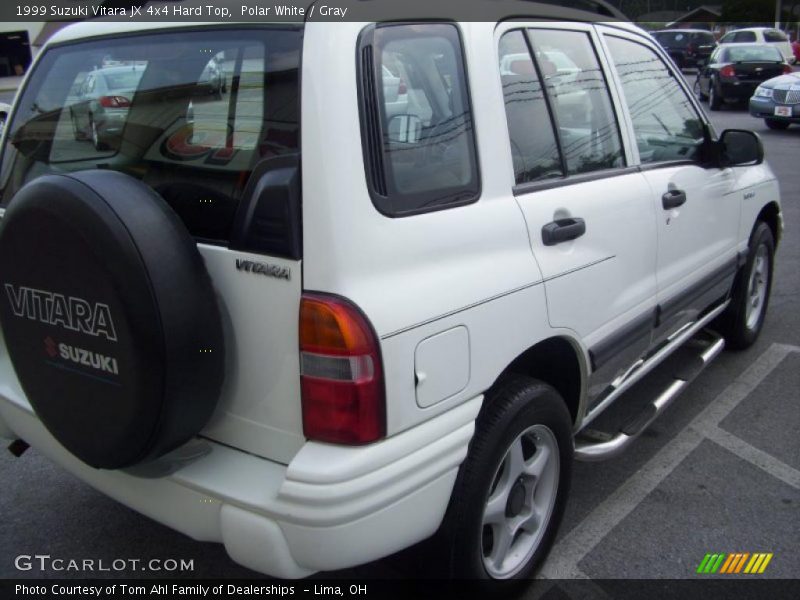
[436,375,573,582]
[708,79,722,111]
[765,119,790,131]
[0,171,225,468]
[90,116,108,151]
[715,221,775,350]
[70,111,87,141]
[694,77,707,102]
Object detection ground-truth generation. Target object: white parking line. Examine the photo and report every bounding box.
[538,342,796,580]
[701,425,800,490]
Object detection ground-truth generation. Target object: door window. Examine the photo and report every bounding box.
[605,36,705,165]
[498,30,563,183]
[527,29,624,176]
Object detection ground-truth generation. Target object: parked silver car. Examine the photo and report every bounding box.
[69,66,145,150]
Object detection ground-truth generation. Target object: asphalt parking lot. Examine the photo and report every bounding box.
[1,73,798,587]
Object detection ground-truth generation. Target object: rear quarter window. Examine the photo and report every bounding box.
[764,30,788,43]
[358,23,480,217]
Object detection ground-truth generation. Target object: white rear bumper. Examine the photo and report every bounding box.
[0,390,480,578]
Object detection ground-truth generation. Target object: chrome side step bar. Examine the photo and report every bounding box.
[580,301,729,431]
[574,330,725,462]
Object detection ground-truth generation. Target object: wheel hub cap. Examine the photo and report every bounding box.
[480,424,560,579]
[745,244,769,331]
[506,480,526,518]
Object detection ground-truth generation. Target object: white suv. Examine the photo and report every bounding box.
[0,6,782,583]
[719,27,797,64]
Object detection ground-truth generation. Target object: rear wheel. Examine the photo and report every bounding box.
[716,221,775,350]
[90,116,108,151]
[765,119,790,130]
[694,77,707,101]
[708,79,722,111]
[437,375,573,581]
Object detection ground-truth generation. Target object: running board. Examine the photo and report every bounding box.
[580,300,729,431]
[574,331,725,462]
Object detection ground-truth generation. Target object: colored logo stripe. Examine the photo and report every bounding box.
[697,553,773,574]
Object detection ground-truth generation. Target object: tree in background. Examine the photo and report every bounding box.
[721,0,776,23]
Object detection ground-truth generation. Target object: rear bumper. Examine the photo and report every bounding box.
[718,80,759,100]
[0,388,480,578]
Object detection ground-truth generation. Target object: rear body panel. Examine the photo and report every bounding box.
[198,246,304,463]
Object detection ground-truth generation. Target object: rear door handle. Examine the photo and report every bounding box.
[662,189,687,210]
[542,217,586,246]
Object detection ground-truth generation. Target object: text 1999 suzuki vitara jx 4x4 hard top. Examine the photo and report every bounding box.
[0,0,781,582]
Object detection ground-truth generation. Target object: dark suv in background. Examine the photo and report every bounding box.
[652,29,717,69]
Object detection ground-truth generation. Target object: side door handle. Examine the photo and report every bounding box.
[542,217,586,246]
[662,189,687,210]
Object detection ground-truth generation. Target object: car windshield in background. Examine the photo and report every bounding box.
[654,32,691,47]
[0,27,302,243]
[725,46,783,62]
[103,69,145,90]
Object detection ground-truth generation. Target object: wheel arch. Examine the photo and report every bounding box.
[489,335,588,428]
[755,201,782,246]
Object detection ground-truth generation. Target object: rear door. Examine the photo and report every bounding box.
[496,23,658,386]
[0,27,307,464]
[600,30,740,341]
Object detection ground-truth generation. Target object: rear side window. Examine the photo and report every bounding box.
[529,29,624,176]
[764,30,788,43]
[498,28,624,186]
[359,23,480,217]
[498,30,563,183]
[0,28,302,244]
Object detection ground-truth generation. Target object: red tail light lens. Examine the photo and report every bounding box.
[398,78,407,95]
[300,293,385,444]
[98,95,131,108]
[719,65,736,78]
[783,64,793,74]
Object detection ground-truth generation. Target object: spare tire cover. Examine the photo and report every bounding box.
[0,170,225,469]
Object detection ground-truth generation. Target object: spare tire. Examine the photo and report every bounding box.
[0,171,225,469]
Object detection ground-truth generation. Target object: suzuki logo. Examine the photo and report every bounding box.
[44,336,58,358]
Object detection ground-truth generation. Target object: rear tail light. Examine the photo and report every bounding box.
[398,78,407,95]
[98,95,131,108]
[783,64,793,74]
[719,65,736,78]
[299,293,385,444]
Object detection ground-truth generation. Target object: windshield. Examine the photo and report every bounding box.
[654,32,690,47]
[103,69,145,91]
[724,46,783,63]
[0,27,302,243]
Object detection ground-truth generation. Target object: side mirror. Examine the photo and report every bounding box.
[387,114,422,144]
[719,129,764,167]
